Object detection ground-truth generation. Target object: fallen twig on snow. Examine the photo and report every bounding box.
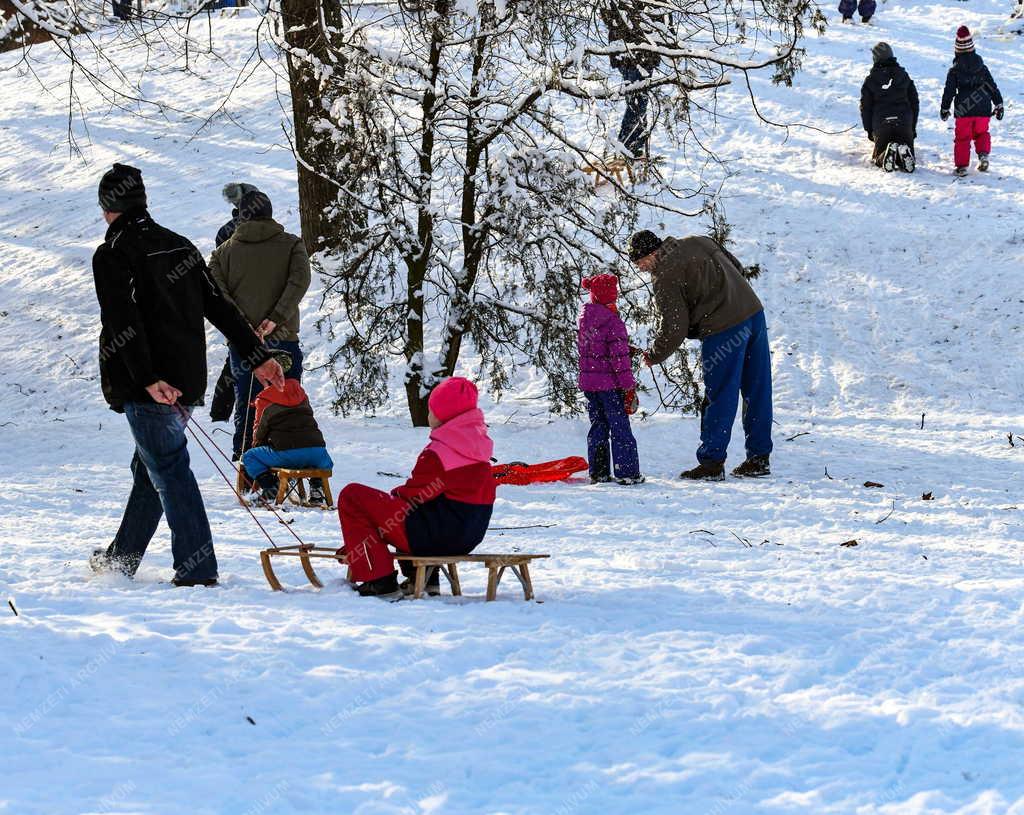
[875,500,896,525]
[8,599,18,616]
[920,413,926,430]
[824,467,834,480]
[864,481,885,489]
[376,471,403,478]
[839,539,859,548]
[728,530,753,548]
[785,431,811,442]
[922,492,934,501]
[491,524,558,531]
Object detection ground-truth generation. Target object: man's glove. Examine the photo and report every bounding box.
[940,109,950,121]
[623,389,639,416]
[868,131,875,142]
[995,104,1005,121]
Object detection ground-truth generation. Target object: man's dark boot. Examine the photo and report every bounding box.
[679,461,725,481]
[732,455,771,478]
[171,575,219,588]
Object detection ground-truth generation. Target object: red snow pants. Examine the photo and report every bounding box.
[337,483,411,582]
[954,116,991,168]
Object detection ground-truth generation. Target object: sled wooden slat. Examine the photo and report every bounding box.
[257,546,548,600]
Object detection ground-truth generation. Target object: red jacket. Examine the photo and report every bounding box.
[251,380,325,451]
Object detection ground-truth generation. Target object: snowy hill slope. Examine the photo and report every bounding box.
[2,3,1024,814]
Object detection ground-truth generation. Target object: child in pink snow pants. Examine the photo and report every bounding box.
[940,26,1004,175]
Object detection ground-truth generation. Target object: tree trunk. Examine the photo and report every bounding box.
[402,23,444,427]
[280,0,337,253]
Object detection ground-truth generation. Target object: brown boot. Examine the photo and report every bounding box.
[731,455,771,478]
[679,461,725,481]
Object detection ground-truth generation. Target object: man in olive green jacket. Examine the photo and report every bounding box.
[209,190,311,458]
[632,230,773,481]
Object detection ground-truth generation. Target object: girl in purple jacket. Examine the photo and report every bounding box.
[578,274,644,484]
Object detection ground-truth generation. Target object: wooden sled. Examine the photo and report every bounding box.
[582,156,633,188]
[258,545,549,601]
[582,155,665,188]
[236,467,334,510]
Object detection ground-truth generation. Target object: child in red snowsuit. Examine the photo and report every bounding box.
[337,377,496,597]
[940,26,1004,176]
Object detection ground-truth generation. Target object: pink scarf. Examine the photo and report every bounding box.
[424,408,494,471]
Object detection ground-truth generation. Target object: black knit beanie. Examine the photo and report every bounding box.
[628,229,663,262]
[238,190,273,222]
[98,163,147,212]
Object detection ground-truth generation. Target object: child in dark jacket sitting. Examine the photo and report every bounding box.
[242,379,334,506]
[337,376,496,598]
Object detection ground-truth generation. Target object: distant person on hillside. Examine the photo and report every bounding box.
[599,1,662,160]
[633,230,773,482]
[209,190,311,460]
[839,0,875,24]
[216,182,259,248]
[861,42,919,173]
[578,273,644,485]
[209,181,260,424]
[89,163,284,587]
[941,26,1004,177]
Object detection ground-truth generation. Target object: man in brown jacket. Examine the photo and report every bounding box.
[209,190,312,458]
[632,230,774,480]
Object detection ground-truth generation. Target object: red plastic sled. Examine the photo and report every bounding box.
[492,456,588,486]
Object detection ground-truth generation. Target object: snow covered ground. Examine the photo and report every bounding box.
[2,2,1024,813]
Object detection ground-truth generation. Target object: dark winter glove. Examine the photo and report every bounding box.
[623,389,639,416]
[867,131,875,142]
[994,104,1005,121]
[940,109,950,122]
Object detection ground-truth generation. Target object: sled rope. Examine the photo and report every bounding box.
[176,406,310,551]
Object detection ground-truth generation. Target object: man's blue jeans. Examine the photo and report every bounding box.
[229,339,302,459]
[105,402,217,581]
[618,65,649,157]
[697,310,774,464]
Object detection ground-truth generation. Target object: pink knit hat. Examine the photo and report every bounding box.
[955,26,974,54]
[428,377,479,422]
[582,273,619,305]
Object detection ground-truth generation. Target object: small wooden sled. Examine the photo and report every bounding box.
[259,545,549,601]
[582,156,633,188]
[236,467,334,510]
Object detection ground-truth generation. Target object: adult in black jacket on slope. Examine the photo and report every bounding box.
[89,163,284,587]
[861,42,919,172]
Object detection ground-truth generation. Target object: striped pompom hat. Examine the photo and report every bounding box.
[955,26,975,53]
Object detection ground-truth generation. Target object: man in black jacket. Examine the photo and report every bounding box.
[89,163,284,586]
[861,42,919,172]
